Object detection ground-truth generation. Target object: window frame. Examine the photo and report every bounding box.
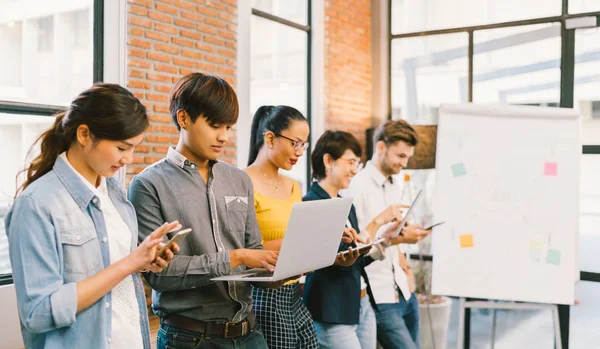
[244,1,313,187]
[388,0,600,283]
[0,0,105,287]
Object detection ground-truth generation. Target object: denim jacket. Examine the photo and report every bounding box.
[5,155,151,349]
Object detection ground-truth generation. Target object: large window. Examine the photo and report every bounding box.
[0,0,100,283]
[391,0,561,34]
[391,33,468,125]
[574,27,600,146]
[250,0,311,190]
[251,0,308,25]
[576,27,600,276]
[473,24,562,105]
[390,1,600,347]
[0,1,95,106]
[569,0,600,15]
[390,0,600,265]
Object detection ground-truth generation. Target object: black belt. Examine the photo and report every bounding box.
[162,313,256,339]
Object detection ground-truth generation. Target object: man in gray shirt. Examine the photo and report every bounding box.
[129,73,277,349]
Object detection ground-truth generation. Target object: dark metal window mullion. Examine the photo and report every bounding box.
[392,16,562,39]
[391,11,600,40]
[0,102,65,116]
[560,23,575,109]
[93,0,104,82]
[305,0,312,187]
[251,8,310,32]
[583,145,600,154]
[468,31,474,102]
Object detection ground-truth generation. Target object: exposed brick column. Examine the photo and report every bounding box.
[127,0,238,184]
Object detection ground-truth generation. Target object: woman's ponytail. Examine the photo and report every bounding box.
[17,111,71,194]
[247,106,273,166]
[15,83,149,195]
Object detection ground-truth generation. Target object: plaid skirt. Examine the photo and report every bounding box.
[252,282,319,349]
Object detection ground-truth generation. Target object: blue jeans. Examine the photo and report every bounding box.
[375,292,420,349]
[314,295,377,349]
[157,322,269,349]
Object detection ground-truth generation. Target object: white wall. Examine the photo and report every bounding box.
[0,285,23,348]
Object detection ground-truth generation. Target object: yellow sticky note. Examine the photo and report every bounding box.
[530,240,544,261]
[530,240,544,250]
[460,234,474,248]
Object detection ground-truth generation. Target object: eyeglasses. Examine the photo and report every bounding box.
[341,157,363,170]
[266,131,310,151]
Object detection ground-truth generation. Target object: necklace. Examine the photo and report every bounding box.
[263,172,280,190]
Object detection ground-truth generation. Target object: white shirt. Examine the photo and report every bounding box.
[343,161,412,304]
[60,153,143,349]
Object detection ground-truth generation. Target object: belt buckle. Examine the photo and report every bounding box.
[223,320,248,339]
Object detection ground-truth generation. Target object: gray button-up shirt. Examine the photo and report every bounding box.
[128,148,263,322]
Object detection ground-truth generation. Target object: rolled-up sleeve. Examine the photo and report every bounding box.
[6,196,78,333]
[49,282,78,328]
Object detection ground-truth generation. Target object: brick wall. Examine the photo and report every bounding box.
[127,0,238,183]
[127,0,373,172]
[126,0,375,316]
[323,0,373,155]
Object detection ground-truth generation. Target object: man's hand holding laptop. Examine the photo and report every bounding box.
[230,249,280,272]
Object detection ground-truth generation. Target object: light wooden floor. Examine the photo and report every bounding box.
[149,315,159,349]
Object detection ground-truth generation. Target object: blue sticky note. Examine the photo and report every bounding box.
[546,249,561,265]
[530,249,543,262]
[451,163,467,177]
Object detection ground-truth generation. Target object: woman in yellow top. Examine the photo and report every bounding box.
[245,105,359,348]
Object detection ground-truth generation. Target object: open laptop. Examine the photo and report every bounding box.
[211,197,353,282]
[338,190,423,257]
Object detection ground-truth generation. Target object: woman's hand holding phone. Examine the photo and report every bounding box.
[134,222,184,274]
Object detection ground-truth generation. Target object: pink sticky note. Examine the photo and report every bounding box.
[544,162,557,176]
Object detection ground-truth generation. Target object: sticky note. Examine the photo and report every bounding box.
[546,249,561,265]
[544,162,557,176]
[530,240,544,250]
[459,234,474,248]
[452,163,467,177]
[530,249,543,262]
[529,240,544,261]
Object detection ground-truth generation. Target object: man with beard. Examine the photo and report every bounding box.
[343,120,431,349]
